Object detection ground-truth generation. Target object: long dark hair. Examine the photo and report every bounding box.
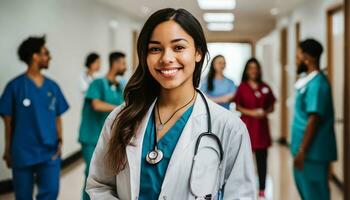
[207,55,224,91]
[241,57,263,83]
[106,8,208,174]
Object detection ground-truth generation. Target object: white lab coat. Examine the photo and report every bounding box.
[79,71,94,96]
[87,93,257,200]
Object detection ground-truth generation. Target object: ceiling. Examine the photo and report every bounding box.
[98,0,304,42]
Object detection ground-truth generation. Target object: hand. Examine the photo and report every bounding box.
[3,149,11,168]
[294,150,305,170]
[51,140,62,160]
[253,108,265,118]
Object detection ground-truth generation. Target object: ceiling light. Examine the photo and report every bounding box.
[207,23,234,31]
[203,13,235,23]
[270,8,280,16]
[197,0,236,10]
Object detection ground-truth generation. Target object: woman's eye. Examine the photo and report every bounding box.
[174,45,185,51]
[148,47,161,53]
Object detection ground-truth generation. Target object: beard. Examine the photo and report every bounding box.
[39,61,49,70]
[297,62,308,75]
[117,69,126,76]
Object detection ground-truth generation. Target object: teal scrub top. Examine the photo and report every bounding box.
[291,72,337,162]
[139,106,194,200]
[79,78,124,145]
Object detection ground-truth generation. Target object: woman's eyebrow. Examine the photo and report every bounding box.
[148,38,189,45]
[149,40,161,44]
[171,38,189,43]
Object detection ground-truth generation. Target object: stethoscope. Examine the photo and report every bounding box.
[22,79,56,111]
[146,89,225,199]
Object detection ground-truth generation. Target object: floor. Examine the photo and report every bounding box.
[0,144,343,200]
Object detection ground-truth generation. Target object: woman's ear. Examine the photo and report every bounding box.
[195,49,202,63]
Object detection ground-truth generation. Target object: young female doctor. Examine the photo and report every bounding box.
[87,8,256,200]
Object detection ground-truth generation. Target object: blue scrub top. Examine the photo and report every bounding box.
[200,77,236,109]
[0,74,69,168]
[139,106,194,200]
[291,73,337,162]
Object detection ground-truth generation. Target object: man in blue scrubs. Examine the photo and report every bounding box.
[0,36,69,199]
[291,39,337,200]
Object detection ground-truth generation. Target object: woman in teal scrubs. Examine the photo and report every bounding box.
[87,8,256,199]
[0,36,69,200]
[78,52,126,200]
[139,106,194,199]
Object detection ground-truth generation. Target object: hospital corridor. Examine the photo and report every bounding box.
[0,0,350,200]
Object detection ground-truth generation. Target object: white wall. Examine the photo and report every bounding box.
[0,0,141,181]
[256,30,281,140]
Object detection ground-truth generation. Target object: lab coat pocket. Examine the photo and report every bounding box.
[190,135,221,199]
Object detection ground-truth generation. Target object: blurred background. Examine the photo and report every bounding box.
[0,0,349,199]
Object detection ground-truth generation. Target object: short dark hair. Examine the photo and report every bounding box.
[109,52,125,67]
[299,39,323,65]
[85,52,100,68]
[17,36,46,65]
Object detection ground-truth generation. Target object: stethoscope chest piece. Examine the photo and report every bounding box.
[23,98,31,107]
[146,146,163,164]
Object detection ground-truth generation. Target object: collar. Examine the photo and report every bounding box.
[295,70,319,89]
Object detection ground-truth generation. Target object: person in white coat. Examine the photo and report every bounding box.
[80,52,101,97]
[87,8,257,200]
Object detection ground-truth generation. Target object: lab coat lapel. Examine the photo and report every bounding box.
[126,100,156,199]
[161,93,207,192]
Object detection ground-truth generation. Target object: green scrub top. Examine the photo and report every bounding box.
[139,106,194,200]
[79,78,124,145]
[291,72,337,162]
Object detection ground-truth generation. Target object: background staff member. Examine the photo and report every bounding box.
[291,39,337,200]
[0,36,69,200]
[201,55,237,110]
[233,57,276,199]
[79,52,101,97]
[78,52,126,200]
[86,8,256,199]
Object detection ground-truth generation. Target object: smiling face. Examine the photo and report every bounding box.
[146,20,202,91]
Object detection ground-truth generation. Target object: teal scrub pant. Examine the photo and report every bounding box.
[12,158,61,200]
[293,160,330,200]
[81,143,97,200]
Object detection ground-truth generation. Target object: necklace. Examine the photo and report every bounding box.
[156,91,196,131]
[146,90,196,165]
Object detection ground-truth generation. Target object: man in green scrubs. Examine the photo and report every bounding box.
[78,52,127,200]
[291,39,337,200]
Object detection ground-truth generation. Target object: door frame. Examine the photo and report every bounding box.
[280,28,289,142]
[327,4,344,84]
[344,0,350,199]
[326,2,346,190]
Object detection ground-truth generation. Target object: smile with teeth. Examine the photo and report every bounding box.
[159,68,179,75]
